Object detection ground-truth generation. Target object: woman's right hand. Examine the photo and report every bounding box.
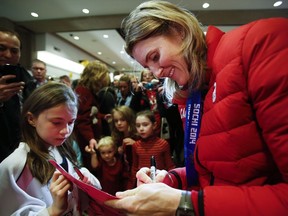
[136,167,168,186]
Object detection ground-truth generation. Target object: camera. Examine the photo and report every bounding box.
[0,64,23,83]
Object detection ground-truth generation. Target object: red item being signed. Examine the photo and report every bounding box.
[49,159,124,216]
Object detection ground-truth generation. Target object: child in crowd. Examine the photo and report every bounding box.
[130,69,165,137]
[0,82,101,215]
[127,110,175,189]
[111,105,139,169]
[85,136,130,195]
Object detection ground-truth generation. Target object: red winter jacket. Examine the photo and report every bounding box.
[165,18,288,216]
[74,86,104,171]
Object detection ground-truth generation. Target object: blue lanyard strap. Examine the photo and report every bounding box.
[184,91,201,187]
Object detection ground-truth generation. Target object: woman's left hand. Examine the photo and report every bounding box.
[105,183,181,216]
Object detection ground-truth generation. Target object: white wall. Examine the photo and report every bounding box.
[35,33,95,80]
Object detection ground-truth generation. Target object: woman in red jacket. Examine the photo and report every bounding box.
[105,1,288,216]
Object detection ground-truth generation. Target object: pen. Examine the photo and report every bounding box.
[74,166,84,180]
[150,156,156,183]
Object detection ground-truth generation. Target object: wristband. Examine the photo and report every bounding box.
[175,190,194,216]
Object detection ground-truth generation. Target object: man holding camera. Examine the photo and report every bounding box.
[0,28,32,162]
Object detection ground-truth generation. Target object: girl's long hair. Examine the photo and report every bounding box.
[21,82,78,184]
[111,106,138,146]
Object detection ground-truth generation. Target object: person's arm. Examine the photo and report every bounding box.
[126,144,138,189]
[162,139,176,170]
[90,152,99,169]
[85,143,99,169]
[74,87,97,148]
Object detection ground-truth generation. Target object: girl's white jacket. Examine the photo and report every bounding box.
[0,142,101,216]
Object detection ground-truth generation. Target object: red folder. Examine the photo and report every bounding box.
[49,159,125,216]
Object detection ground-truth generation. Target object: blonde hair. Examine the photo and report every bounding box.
[97,136,116,150]
[122,0,207,101]
[78,60,110,95]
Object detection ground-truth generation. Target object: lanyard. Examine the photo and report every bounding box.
[184,91,201,187]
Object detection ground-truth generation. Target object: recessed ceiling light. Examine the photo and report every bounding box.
[103,34,109,39]
[82,8,89,14]
[202,3,210,8]
[97,52,102,55]
[112,61,116,64]
[273,1,283,7]
[31,12,39,17]
[73,36,79,40]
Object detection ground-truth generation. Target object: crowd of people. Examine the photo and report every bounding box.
[0,26,178,215]
[0,0,287,215]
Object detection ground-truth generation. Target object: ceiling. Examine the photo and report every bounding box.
[0,0,287,72]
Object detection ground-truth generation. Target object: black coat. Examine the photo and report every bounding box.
[0,66,32,162]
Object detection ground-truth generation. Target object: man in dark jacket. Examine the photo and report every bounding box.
[0,28,32,162]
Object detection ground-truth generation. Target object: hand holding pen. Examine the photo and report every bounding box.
[135,156,168,186]
[136,167,168,186]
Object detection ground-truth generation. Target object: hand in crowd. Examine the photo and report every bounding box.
[118,145,124,155]
[136,167,168,186]
[122,137,135,146]
[105,182,181,216]
[0,75,24,102]
[48,171,72,215]
[104,113,112,123]
[85,138,97,154]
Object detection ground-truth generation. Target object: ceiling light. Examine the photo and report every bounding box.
[37,51,84,74]
[103,34,109,39]
[112,61,116,64]
[202,3,210,8]
[31,12,39,17]
[97,52,102,55]
[120,50,125,54]
[273,1,283,7]
[73,36,79,40]
[82,8,89,14]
